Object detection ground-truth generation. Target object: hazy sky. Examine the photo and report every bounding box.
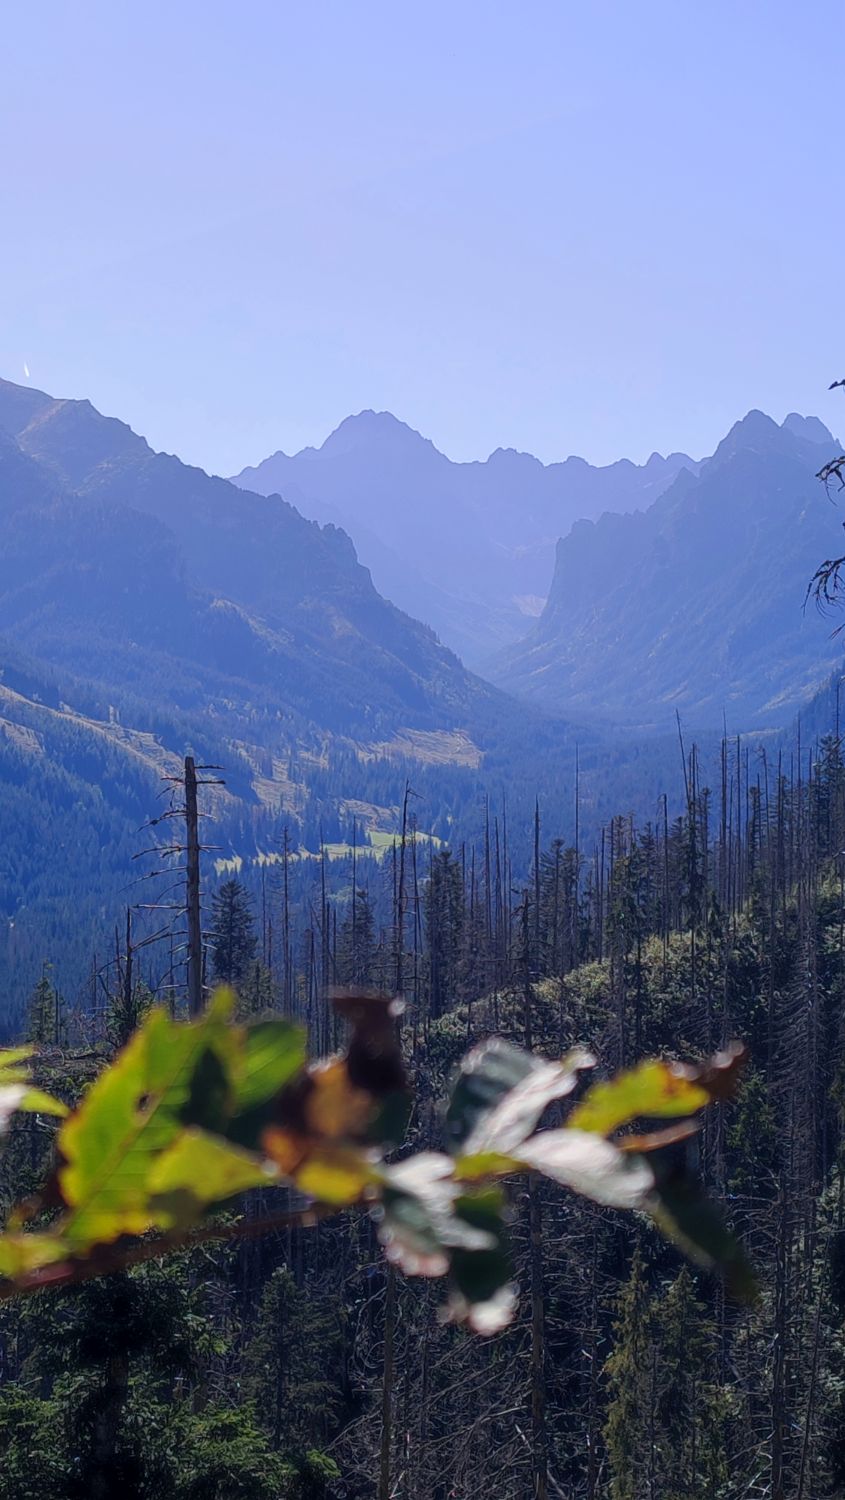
[2,1,843,475]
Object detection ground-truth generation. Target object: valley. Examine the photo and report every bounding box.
[0,375,842,1029]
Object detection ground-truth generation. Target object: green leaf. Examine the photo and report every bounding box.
[18,1087,68,1118]
[226,1020,308,1151]
[58,990,238,1250]
[446,1040,593,1156]
[0,1047,37,1078]
[567,1044,746,1136]
[646,1163,757,1300]
[518,1129,655,1207]
[235,1021,307,1110]
[448,1188,515,1334]
[147,1128,276,1227]
[181,1046,234,1134]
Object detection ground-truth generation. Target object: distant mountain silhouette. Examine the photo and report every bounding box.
[494,410,843,730]
[0,378,509,740]
[234,414,697,665]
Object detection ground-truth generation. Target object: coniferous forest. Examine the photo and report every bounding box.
[2,721,845,1498]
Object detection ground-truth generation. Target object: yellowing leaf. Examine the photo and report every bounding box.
[567,1044,747,1136]
[0,1047,36,1078]
[19,1087,68,1118]
[305,1060,375,1140]
[147,1128,276,1227]
[453,1151,522,1182]
[0,1232,70,1280]
[294,1146,379,1206]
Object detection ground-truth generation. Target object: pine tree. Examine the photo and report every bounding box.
[26,966,57,1044]
[337,887,378,987]
[243,1267,344,1454]
[210,880,258,989]
[653,1267,728,1499]
[425,850,465,1019]
[604,1245,655,1500]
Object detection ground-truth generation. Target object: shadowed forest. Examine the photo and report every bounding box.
[2,721,844,1499]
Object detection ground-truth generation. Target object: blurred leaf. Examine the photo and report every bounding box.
[147,1127,275,1227]
[454,1150,522,1182]
[0,1087,29,1136]
[647,1160,757,1300]
[446,1039,593,1156]
[20,1087,68,1118]
[567,1043,747,1136]
[303,1059,377,1140]
[294,1146,380,1207]
[0,1047,37,1078]
[266,991,411,1164]
[330,988,407,1104]
[0,1084,66,1135]
[181,1046,233,1134]
[377,1153,495,1277]
[235,1020,306,1110]
[0,1232,70,1281]
[57,989,237,1249]
[0,1047,67,1125]
[519,1129,655,1207]
[448,1188,515,1333]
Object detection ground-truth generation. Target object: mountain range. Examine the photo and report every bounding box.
[494,410,842,729]
[233,414,696,666]
[0,378,506,744]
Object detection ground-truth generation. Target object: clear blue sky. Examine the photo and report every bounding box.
[1,1,843,475]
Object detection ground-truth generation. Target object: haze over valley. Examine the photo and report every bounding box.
[1,369,843,1011]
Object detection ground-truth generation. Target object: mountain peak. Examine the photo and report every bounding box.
[781,412,835,447]
[320,409,438,458]
[709,409,784,466]
[484,445,543,473]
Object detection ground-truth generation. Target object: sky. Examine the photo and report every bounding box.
[1,1,844,476]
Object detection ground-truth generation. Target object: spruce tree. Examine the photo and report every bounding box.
[653,1267,728,1499]
[337,887,377,987]
[243,1267,344,1454]
[604,1244,654,1500]
[425,850,465,1018]
[26,966,57,1044]
[210,880,258,989]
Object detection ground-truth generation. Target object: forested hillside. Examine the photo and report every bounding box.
[3,375,845,1044]
[2,721,844,1497]
[0,376,586,1013]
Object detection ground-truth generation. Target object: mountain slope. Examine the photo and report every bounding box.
[0,378,506,740]
[233,412,696,664]
[494,411,843,730]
